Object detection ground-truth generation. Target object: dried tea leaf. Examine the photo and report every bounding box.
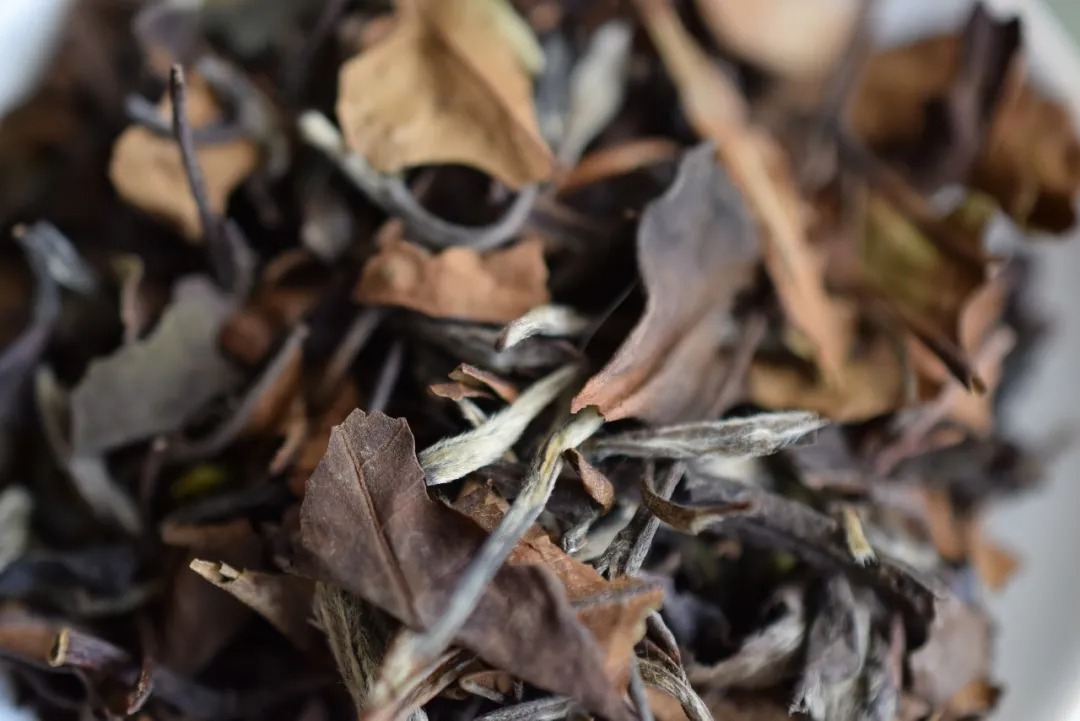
[299,410,632,720]
[694,0,861,79]
[790,577,873,721]
[356,229,549,324]
[864,196,987,388]
[558,21,634,164]
[748,335,906,421]
[636,0,849,379]
[974,79,1080,232]
[850,6,1020,188]
[969,522,1019,592]
[453,482,662,683]
[572,143,758,423]
[336,0,552,188]
[110,72,258,241]
[687,587,804,690]
[558,138,681,194]
[587,411,825,460]
[0,487,31,574]
[850,6,1080,231]
[563,449,615,511]
[497,305,591,350]
[70,276,242,454]
[641,475,935,628]
[420,366,575,486]
[447,365,519,403]
[190,560,321,653]
[909,596,992,711]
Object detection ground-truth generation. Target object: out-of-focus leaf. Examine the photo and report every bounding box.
[635,0,850,379]
[336,0,552,188]
[109,71,258,242]
[974,78,1080,232]
[558,21,633,164]
[571,143,758,423]
[850,5,1080,232]
[298,409,633,720]
[790,577,872,721]
[694,0,861,79]
[748,335,906,422]
[0,487,31,574]
[70,276,242,454]
[909,596,993,712]
[863,195,988,390]
[687,586,805,690]
[850,5,1020,189]
[356,226,549,324]
[160,519,262,675]
[0,546,140,603]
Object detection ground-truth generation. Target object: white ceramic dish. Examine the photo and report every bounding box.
[2,2,1079,720]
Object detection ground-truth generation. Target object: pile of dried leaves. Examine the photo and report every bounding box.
[0,0,1074,720]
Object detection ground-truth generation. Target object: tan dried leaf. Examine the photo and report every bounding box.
[356,229,549,324]
[694,0,861,79]
[336,0,552,188]
[109,72,258,241]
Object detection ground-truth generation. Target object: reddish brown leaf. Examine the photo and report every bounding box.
[563,448,615,511]
[448,364,519,403]
[299,409,633,721]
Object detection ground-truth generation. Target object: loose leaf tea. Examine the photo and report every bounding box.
[0,1,1073,721]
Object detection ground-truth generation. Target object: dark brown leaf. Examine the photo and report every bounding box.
[299,409,633,720]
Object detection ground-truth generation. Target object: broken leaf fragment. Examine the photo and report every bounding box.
[109,71,258,241]
[335,0,553,188]
[299,409,633,720]
[356,226,550,324]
